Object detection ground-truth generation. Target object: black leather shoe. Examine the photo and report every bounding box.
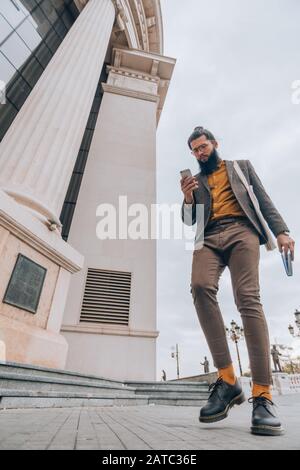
[199,377,245,423]
[249,394,284,436]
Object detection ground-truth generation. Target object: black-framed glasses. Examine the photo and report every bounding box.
[191,143,209,155]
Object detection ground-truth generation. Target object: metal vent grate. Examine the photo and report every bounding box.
[80,268,131,325]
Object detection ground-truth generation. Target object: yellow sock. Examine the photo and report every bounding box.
[218,364,236,385]
[252,383,272,401]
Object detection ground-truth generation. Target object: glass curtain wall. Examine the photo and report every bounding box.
[0,0,79,141]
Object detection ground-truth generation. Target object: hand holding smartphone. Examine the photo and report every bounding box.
[180,169,198,203]
[180,169,193,179]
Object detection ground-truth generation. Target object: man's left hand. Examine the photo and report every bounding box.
[277,233,295,261]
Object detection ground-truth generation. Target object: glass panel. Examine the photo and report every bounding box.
[0,13,13,44]
[86,112,98,130]
[61,202,75,241]
[28,5,51,38]
[80,129,93,151]
[44,28,60,53]
[53,17,67,40]
[0,51,17,84]
[51,0,66,14]
[20,55,44,87]
[1,31,31,69]
[6,74,31,109]
[74,150,89,173]
[21,0,39,14]
[34,40,52,68]
[0,0,27,28]
[11,0,33,17]
[61,10,73,29]
[0,0,78,142]
[17,17,42,51]
[0,101,18,141]
[67,2,79,20]
[65,173,83,202]
[40,0,58,25]
[60,67,108,240]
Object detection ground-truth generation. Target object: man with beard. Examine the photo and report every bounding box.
[180,126,295,436]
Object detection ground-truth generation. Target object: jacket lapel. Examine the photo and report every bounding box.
[225,160,234,186]
[197,171,210,193]
[194,160,234,200]
[196,159,234,193]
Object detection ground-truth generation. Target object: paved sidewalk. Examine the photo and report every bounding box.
[0,394,299,450]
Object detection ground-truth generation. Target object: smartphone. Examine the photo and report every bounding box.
[281,252,293,276]
[180,168,193,179]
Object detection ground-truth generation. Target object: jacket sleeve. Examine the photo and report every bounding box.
[247,160,290,237]
[181,194,196,226]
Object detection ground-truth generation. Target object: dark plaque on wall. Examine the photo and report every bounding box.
[3,254,47,314]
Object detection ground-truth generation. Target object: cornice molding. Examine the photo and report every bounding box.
[102,83,159,103]
[61,323,160,338]
[76,0,163,54]
[132,0,149,51]
[105,48,175,123]
[106,65,160,83]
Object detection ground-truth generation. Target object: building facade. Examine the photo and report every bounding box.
[0,0,175,381]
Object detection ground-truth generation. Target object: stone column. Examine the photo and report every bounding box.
[0,0,115,226]
[0,0,116,370]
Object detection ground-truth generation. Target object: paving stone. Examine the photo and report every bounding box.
[0,394,299,450]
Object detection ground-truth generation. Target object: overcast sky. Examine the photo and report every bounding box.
[156,0,300,381]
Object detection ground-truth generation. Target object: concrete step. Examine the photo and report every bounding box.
[124,381,209,391]
[148,396,208,406]
[0,362,210,408]
[124,381,210,405]
[125,384,209,391]
[0,361,124,387]
[0,371,137,396]
[0,389,149,409]
[127,389,209,398]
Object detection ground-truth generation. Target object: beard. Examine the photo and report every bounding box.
[197,148,222,175]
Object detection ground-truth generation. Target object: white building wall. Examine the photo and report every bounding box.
[61,84,159,381]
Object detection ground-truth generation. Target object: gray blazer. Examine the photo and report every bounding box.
[181,159,289,245]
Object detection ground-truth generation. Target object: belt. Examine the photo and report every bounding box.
[206,216,248,230]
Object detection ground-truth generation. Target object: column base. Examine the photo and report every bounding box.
[0,316,68,369]
[0,189,84,370]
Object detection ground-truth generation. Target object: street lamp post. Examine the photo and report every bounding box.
[226,320,244,376]
[288,309,300,338]
[171,344,180,379]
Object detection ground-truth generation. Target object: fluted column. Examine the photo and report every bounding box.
[0,0,115,226]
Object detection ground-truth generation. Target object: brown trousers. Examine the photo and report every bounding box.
[190,218,272,385]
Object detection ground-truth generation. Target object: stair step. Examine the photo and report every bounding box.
[148,396,207,406]
[0,389,146,398]
[0,362,210,408]
[0,361,124,387]
[125,381,209,389]
[0,389,149,409]
[130,390,209,398]
[0,371,137,395]
[129,386,208,392]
